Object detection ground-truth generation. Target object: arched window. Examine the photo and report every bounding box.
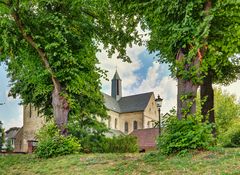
[108,118,111,128]
[133,121,138,130]
[115,118,118,129]
[124,122,128,133]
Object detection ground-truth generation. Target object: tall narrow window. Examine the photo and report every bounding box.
[124,122,128,133]
[133,121,138,130]
[115,118,118,129]
[108,118,111,128]
[29,104,32,118]
[116,80,119,95]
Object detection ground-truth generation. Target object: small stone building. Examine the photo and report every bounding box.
[4,127,20,150]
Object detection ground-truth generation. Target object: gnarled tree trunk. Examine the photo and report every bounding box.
[200,70,216,136]
[177,49,200,119]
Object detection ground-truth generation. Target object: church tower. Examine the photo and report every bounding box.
[111,70,122,101]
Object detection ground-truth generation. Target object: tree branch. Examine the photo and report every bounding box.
[11,11,61,92]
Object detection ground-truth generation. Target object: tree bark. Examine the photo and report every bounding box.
[52,84,70,136]
[200,70,216,136]
[177,78,198,119]
[177,49,199,119]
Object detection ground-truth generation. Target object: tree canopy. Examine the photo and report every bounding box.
[0,0,139,133]
[116,0,240,118]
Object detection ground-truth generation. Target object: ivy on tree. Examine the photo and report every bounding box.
[116,0,240,121]
[0,0,139,134]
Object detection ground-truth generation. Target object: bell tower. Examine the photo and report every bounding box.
[111,70,122,101]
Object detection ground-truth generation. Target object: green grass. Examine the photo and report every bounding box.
[1,148,240,175]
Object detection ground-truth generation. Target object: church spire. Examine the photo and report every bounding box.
[111,70,122,101]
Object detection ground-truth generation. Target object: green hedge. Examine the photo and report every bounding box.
[100,135,138,153]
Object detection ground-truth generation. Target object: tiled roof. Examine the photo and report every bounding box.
[103,93,121,113]
[5,127,20,139]
[118,92,153,113]
[103,92,153,113]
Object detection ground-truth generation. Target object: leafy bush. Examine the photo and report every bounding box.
[6,140,14,152]
[100,135,138,153]
[157,116,214,155]
[221,123,240,147]
[35,121,81,158]
[67,115,109,153]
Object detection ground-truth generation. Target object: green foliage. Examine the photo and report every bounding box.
[100,135,138,153]
[35,121,81,158]
[158,116,214,155]
[214,88,240,134]
[221,123,240,148]
[0,0,139,126]
[6,140,14,152]
[67,114,108,153]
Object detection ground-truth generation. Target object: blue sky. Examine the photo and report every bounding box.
[1,45,240,130]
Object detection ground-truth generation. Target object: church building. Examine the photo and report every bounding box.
[103,71,159,134]
[14,71,160,152]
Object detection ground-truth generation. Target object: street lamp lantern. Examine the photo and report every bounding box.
[155,95,163,108]
[155,95,163,135]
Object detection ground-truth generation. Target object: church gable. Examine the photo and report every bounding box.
[144,94,158,120]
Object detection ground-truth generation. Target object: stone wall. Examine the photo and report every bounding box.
[15,105,45,152]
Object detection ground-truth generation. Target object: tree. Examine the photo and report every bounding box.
[115,0,240,120]
[0,0,138,134]
[214,88,240,134]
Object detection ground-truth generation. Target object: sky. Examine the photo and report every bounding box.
[0,43,240,130]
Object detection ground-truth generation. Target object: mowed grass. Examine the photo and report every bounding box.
[1,148,240,175]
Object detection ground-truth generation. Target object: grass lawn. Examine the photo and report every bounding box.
[1,148,240,175]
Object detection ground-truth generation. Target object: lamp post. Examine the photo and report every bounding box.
[0,121,2,152]
[155,95,163,135]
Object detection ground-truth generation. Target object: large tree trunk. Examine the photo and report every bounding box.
[52,88,70,136]
[200,70,216,136]
[176,49,200,119]
[51,77,70,135]
[177,78,198,119]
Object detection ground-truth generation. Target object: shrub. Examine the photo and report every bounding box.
[221,123,240,147]
[6,140,14,152]
[100,135,138,153]
[157,116,214,155]
[35,121,81,158]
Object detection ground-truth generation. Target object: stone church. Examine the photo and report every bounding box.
[14,71,159,152]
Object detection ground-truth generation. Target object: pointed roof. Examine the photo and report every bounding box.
[103,92,153,113]
[112,70,121,80]
[118,92,153,113]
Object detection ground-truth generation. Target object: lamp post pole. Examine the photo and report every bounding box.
[155,95,163,135]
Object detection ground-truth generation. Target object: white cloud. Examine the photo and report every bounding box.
[220,80,240,102]
[132,62,177,114]
[3,105,23,130]
[97,44,145,96]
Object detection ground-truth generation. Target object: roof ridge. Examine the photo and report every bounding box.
[120,92,153,99]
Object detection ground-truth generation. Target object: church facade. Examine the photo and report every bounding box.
[14,71,159,152]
